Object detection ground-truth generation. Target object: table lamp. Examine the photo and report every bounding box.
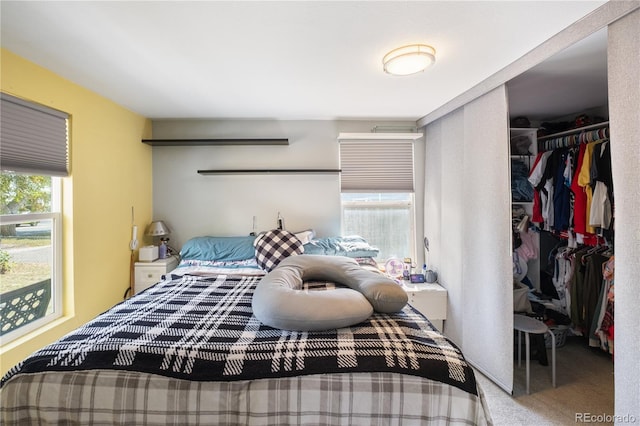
[146,220,171,258]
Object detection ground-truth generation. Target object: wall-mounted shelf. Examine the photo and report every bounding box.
[198,169,341,175]
[142,138,289,146]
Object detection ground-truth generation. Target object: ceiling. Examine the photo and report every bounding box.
[0,1,607,121]
[507,28,608,122]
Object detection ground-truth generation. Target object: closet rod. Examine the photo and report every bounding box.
[538,121,609,141]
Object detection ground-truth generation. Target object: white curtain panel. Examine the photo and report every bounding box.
[461,86,512,393]
[609,8,640,421]
[423,86,512,393]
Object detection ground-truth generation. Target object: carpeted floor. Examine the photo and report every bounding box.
[476,336,614,426]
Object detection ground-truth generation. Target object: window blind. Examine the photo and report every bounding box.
[1,93,69,176]
[339,139,414,192]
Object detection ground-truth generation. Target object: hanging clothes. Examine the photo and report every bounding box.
[582,251,608,343]
[534,125,611,245]
[551,246,573,314]
[587,253,614,353]
[528,151,552,225]
[529,150,557,230]
[577,141,601,234]
[552,148,571,232]
[569,247,589,332]
[528,155,544,225]
[598,256,615,354]
[570,143,590,242]
[589,141,613,232]
[534,125,614,355]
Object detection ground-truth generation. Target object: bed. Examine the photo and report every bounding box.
[0,233,492,425]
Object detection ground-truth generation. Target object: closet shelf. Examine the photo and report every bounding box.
[538,121,609,141]
[142,138,289,146]
[198,169,341,175]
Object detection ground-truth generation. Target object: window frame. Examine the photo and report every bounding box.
[0,177,62,344]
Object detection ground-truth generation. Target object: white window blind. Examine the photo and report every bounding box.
[339,138,415,192]
[0,92,69,176]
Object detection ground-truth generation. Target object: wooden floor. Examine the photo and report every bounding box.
[476,336,614,426]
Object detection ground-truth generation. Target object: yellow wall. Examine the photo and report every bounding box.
[0,49,153,374]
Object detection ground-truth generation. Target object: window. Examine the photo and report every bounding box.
[339,134,419,262]
[341,192,415,261]
[0,93,68,343]
[0,174,62,342]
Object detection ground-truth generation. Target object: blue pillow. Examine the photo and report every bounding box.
[180,236,256,261]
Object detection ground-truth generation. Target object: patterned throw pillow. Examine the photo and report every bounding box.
[254,229,304,272]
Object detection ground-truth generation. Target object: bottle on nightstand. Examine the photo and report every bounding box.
[402,258,412,281]
[158,238,168,259]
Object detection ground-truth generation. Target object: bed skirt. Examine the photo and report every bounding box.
[1,369,491,425]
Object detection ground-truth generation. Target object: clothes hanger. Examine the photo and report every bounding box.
[584,236,610,256]
[600,244,614,257]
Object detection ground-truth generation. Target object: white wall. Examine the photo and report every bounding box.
[151,119,424,266]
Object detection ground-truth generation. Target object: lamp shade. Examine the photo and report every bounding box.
[146,220,171,237]
[383,44,436,76]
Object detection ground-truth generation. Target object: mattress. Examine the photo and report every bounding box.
[1,267,492,425]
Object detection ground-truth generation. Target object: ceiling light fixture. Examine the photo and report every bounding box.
[382,44,436,76]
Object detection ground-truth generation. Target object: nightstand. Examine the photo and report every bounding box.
[134,256,179,294]
[403,282,447,332]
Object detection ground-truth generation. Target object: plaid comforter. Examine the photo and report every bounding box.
[2,274,476,394]
[0,275,491,426]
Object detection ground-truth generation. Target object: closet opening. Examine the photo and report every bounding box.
[506,27,614,409]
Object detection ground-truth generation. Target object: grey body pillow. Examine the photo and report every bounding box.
[252,255,407,331]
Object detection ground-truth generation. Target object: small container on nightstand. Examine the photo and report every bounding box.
[134,256,179,294]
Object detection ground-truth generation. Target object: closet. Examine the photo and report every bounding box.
[510,116,615,354]
[421,5,639,413]
[508,26,613,345]
[503,30,620,411]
